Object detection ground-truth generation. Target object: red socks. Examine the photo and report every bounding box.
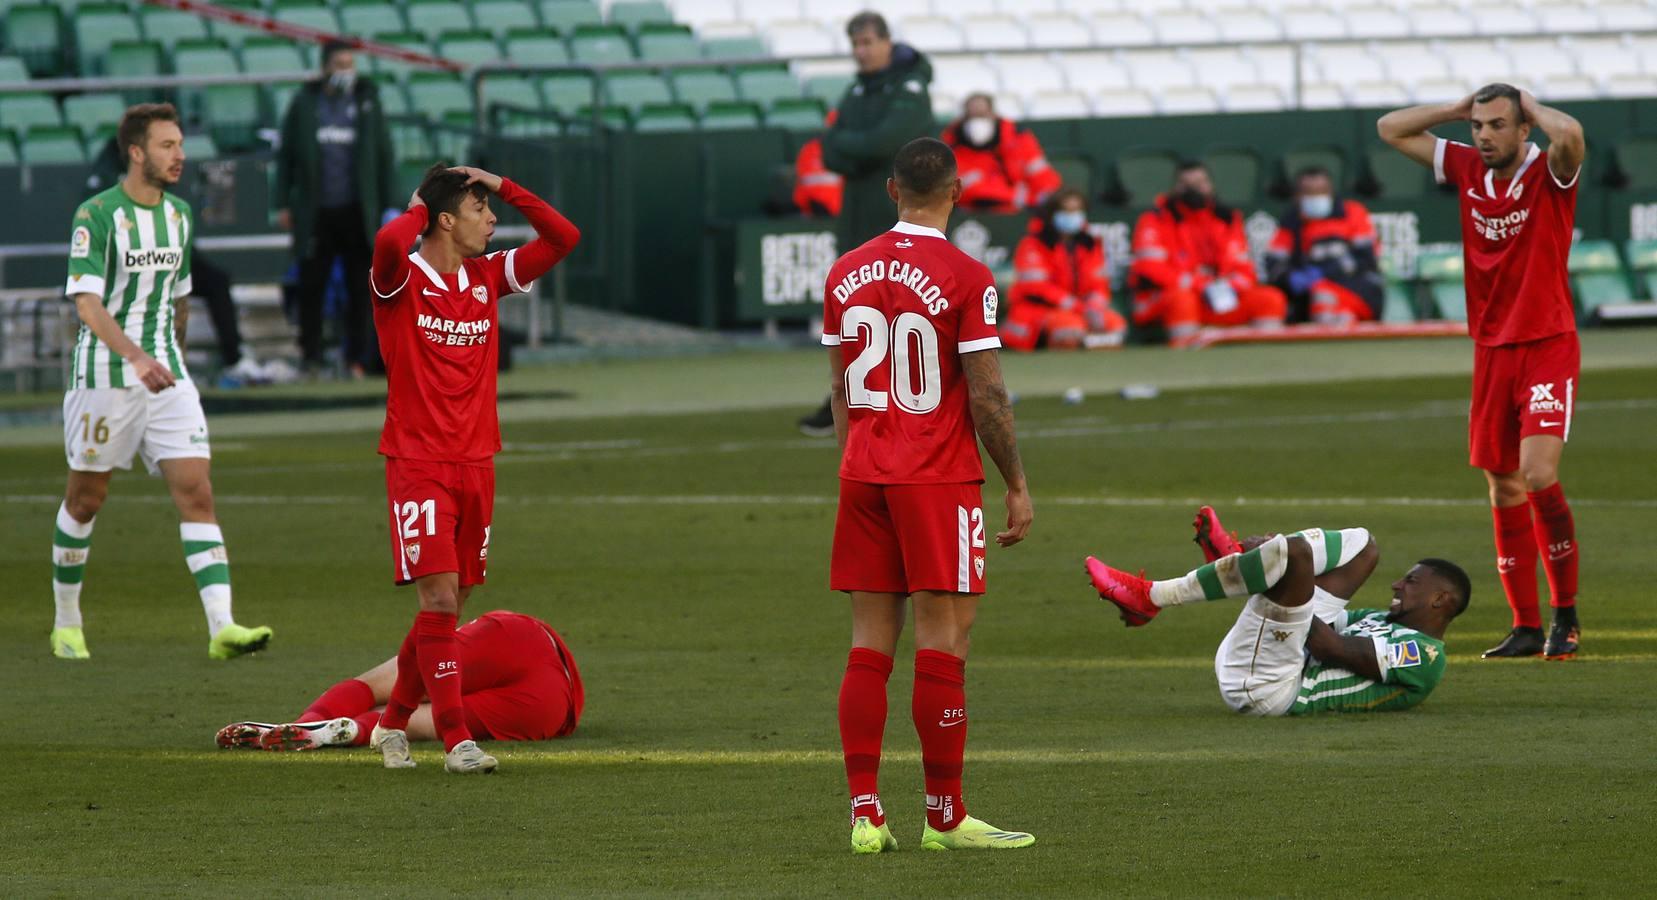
[415,610,470,751]
[913,649,968,832]
[377,626,424,732]
[838,648,893,826]
[298,678,375,722]
[1528,482,1578,608]
[1492,502,1542,629]
[349,711,378,746]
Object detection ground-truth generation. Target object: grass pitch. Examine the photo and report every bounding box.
[2,339,1654,897]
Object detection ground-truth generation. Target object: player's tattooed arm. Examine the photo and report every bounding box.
[962,350,1032,547]
[1304,620,1383,680]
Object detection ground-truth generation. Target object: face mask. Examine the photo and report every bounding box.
[962,117,997,147]
[1052,210,1086,235]
[328,70,357,94]
[1299,194,1334,219]
[1175,187,1208,209]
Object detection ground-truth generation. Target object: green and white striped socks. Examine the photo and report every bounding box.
[52,503,93,628]
[181,522,235,637]
[1147,527,1372,608]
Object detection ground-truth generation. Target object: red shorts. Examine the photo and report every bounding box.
[457,611,584,741]
[831,480,987,595]
[1469,331,1580,473]
[384,457,494,586]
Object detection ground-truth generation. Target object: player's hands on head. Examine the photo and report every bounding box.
[130,353,175,393]
[1453,92,1476,119]
[1517,88,1540,122]
[407,188,425,211]
[996,487,1033,547]
[450,166,503,193]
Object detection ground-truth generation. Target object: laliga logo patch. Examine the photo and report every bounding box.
[70,227,91,259]
[407,542,421,565]
[471,284,488,304]
[982,285,998,325]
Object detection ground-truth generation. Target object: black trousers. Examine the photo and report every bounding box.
[297,204,376,368]
[189,253,242,366]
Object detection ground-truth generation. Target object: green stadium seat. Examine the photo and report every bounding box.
[264,81,304,121]
[271,6,341,36]
[372,79,411,116]
[407,0,476,37]
[1363,145,1429,199]
[1568,239,1621,275]
[1623,239,1657,300]
[569,25,634,65]
[471,0,538,39]
[188,132,221,160]
[503,29,570,64]
[734,65,798,105]
[669,70,738,113]
[202,83,263,150]
[539,0,602,37]
[1612,136,1657,190]
[480,75,542,113]
[1110,147,1179,206]
[1281,144,1347,193]
[1567,239,1632,315]
[389,118,437,162]
[138,9,211,49]
[604,72,672,111]
[371,32,436,81]
[1048,152,1094,198]
[608,1,673,33]
[72,4,140,75]
[701,35,766,60]
[1381,279,1416,322]
[241,38,310,75]
[1201,145,1262,207]
[636,25,699,62]
[492,106,562,138]
[1415,246,1466,321]
[103,39,164,102]
[0,55,32,82]
[701,99,761,131]
[6,5,67,77]
[765,97,825,131]
[539,72,596,116]
[173,40,240,75]
[23,124,85,163]
[60,93,124,137]
[803,74,851,104]
[568,103,629,132]
[633,101,696,133]
[438,31,503,67]
[0,93,62,131]
[339,5,406,38]
[407,74,473,119]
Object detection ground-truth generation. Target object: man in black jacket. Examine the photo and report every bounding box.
[1264,166,1385,326]
[799,11,936,437]
[274,42,396,376]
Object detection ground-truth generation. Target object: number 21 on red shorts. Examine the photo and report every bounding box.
[384,458,495,586]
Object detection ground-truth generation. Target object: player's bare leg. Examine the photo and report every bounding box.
[842,592,904,853]
[159,457,272,659]
[910,592,1033,850]
[49,469,112,659]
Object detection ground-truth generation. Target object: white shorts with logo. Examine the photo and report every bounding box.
[1214,587,1347,716]
[63,380,210,475]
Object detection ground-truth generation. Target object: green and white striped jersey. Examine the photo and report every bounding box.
[64,184,194,390]
[1290,609,1447,715]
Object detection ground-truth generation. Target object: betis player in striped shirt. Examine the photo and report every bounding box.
[48,103,271,661]
[1087,507,1469,716]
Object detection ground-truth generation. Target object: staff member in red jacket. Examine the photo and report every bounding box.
[1265,166,1384,326]
[793,110,844,217]
[1129,161,1287,346]
[941,94,1061,213]
[1004,188,1126,351]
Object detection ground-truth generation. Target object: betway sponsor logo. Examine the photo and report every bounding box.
[123,248,183,272]
[417,313,491,347]
[1471,207,1528,242]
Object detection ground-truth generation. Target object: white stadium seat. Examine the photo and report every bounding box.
[1213,7,1285,43]
[1025,14,1094,50]
[765,20,837,58]
[931,89,960,118]
[896,16,966,52]
[1467,3,1538,35]
[1158,85,1221,115]
[1085,12,1157,47]
[991,92,1027,119]
[1155,11,1221,45]
[1025,90,1093,119]
[1091,87,1157,116]
[1603,73,1657,99]
[1534,3,1602,33]
[1382,43,1454,84]
[798,0,867,26]
[1183,47,1261,93]
[946,0,1003,16]
[1405,4,1476,38]
[1567,37,1645,89]
[1346,79,1411,107]
[990,53,1069,94]
[669,0,740,30]
[1224,82,1288,112]
[696,21,757,40]
[929,54,1003,95]
[735,0,804,30]
[879,0,937,19]
[1598,2,1657,30]
[1244,45,1296,88]
[1057,51,1132,93]
[1122,48,1197,90]
[1279,7,1348,41]
[1343,5,1410,40]
[961,14,1031,51]
[1541,74,1599,101]
[1298,81,1348,109]
[1500,38,1579,84]
[1410,77,1472,103]
[1309,44,1386,88]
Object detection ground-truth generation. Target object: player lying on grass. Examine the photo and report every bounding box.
[1086,507,1470,715]
[215,611,582,751]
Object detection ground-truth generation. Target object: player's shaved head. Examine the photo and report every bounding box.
[417,163,489,237]
[1416,557,1472,617]
[892,137,958,201]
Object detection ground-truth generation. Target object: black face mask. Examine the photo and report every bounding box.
[1175,188,1209,209]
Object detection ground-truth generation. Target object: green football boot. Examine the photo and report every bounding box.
[50,626,90,659]
[920,815,1036,850]
[850,817,898,854]
[208,623,273,660]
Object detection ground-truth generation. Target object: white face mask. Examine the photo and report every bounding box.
[328,70,357,94]
[962,117,997,146]
[1299,193,1334,219]
[1052,210,1086,235]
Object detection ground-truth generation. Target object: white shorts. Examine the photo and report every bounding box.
[1213,586,1349,717]
[63,381,210,475]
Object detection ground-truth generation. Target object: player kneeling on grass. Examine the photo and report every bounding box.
[1087,507,1469,715]
[216,610,582,752]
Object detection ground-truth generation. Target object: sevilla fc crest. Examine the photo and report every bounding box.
[407,542,421,565]
[471,284,488,304]
[974,555,985,578]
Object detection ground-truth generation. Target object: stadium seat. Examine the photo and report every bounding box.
[202,83,263,150]
[60,93,124,138]
[22,124,85,163]
[1091,87,1156,117]
[1159,86,1220,115]
[1468,2,1537,34]
[668,0,739,30]
[1025,91,1090,120]
[6,4,66,77]
[962,15,1029,51]
[173,39,240,76]
[1024,14,1090,49]
[765,96,825,130]
[700,99,762,130]
[604,72,673,111]
[1224,83,1286,112]
[1623,240,1657,299]
[992,54,1065,95]
[0,56,28,82]
[1381,43,1452,84]
[636,25,701,62]
[72,4,141,76]
[570,25,636,64]
[1381,279,1417,322]
[1567,240,1633,316]
[1183,47,1261,94]
[407,74,474,119]
[1279,6,1348,40]
[407,1,476,36]
[1309,45,1385,90]
[1202,145,1262,206]
[470,0,539,39]
[240,38,310,75]
[1110,147,1179,206]
[1154,11,1219,44]
[1361,145,1429,199]
[895,17,965,53]
[608,1,673,33]
[503,29,571,64]
[1084,12,1155,46]
[930,55,1001,97]
[701,36,767,60]
[1604,73,1657,100]
[1343,4,1410,38]
[438,31,504,67]
[1212,5,1283,42]
[370,32,437,82]
[340,5,407,38]
[271,6,341,37]
[539,73,598,116]
[188,132,222,160]
[1123,49,1197,91]
[0,130,19,166]
[1415,247,1466,321]
[371,79,411,116]
[732,0,804,32]
[480,75,543,114]
[1535,2,1599,32]
[1600,1,1657,28]
[734,65,799,106]
[801,73,851,104]
[633,101,697,132]
[568,104,630,132]
[1280,145,1347,193]
[765,19,836,57]
[0,94,62,131]
[137,8,212,48]
[669,70,739,112]
[1347,81,1411,108]
[539,0,603,36]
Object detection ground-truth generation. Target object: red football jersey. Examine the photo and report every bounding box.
[372,243,523,462]
[1434,138,1578,346]
[822,221,1002,484]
